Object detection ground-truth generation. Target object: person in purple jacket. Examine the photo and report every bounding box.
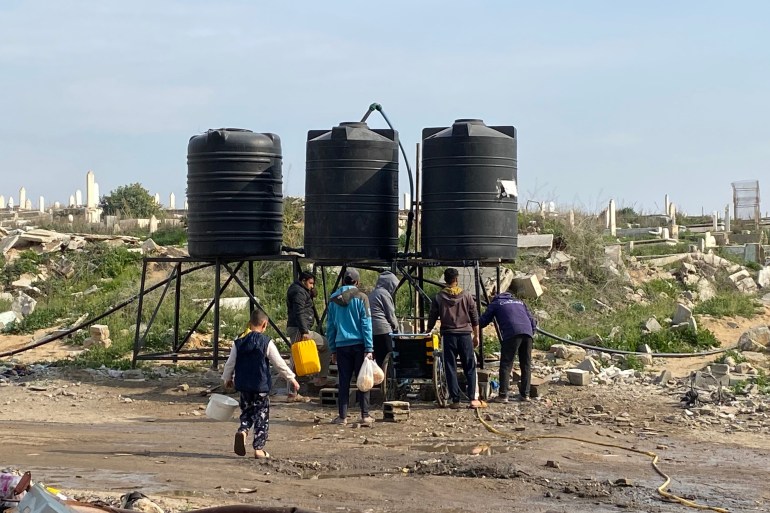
[479,291,538,403]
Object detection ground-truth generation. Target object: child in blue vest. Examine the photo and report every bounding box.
[222,309,298,459]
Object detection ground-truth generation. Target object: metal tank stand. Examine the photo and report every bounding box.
[131,254,300,368]
[310,258,511,368]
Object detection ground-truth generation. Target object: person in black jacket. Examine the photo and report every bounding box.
[286,271,330,397]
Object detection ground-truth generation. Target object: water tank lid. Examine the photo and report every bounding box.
[309,122,394,142]
[424,119,514,140]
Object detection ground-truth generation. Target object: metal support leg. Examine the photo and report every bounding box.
[173,262,182,364]
[132,259,148,368]
[474,261,483,369]
[213,259,221,369]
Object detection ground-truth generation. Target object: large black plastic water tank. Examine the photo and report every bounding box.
[421,119,517,261]
[304,122,399,260]
[187,128,283,259]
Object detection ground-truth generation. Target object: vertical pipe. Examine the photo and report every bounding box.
[173,262,182,364]
[474,261,483,369]
[414,142,421,256]
[418,266,425,333]
[132,259,148,368]
[213,259,221,369]
[248,260,255,314]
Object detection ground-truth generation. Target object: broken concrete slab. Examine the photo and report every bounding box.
[672,304,692,326]
[738,326,770,349]
[0,310,19,330]
[655,369,673,385]
[759,267,770,289]
[576,357,600,374]
[0,234,20,255]
[11,273,36,288]
[642,317,662,333]
[141,238,160,253]
[551,344,587,361]
[11,292,36,318]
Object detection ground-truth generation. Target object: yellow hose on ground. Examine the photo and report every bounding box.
[474,408,729,513]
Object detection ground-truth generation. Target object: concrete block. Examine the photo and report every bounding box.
[672,303,692,325]
[566,369,591,386]
[576,357,600,374]
[319,388,338,407]
[383,401,410,422]
[511,274,543,299]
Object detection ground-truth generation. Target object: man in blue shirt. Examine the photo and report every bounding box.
[479,291,537,403]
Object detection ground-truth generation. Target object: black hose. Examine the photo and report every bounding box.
[536,327,739,358]
[360,102,416,254]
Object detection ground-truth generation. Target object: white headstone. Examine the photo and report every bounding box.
[169,192,176,210]
[669,203,679,239]
[149,214,159,234]
[662,227,670,240]
[86,170,96,208]
[24,198,32,210]
[54,201,61,209]
[67,214,74,223]
[0,195,4,209]
[664,194,670,216]
[724,204,731,233]
[75,189,83,206]
[8,197,14,209]
[184,199,188,210]
[154,193,160,205]
[38,196,44,213]
[608,199,617,237]
[19,187,26,209]
[712,211,718,231]
[69,195,75,207]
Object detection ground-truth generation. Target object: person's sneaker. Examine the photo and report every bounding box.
[286,393,311,403]
[233,431,247,456]
[360,415,375,425]
[515,395,531,402]
[492,395,509,404]
[331,416,347,425]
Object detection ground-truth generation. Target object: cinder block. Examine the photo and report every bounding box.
[530,377,547,398]
[566,369,591,386]
[383,401,410,422]
[319,387,338,407]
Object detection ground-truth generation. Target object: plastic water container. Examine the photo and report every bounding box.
[205,394,239,421]
[291,339,321,376]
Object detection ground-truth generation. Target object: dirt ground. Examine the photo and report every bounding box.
[2,361,770,513]
[3,311,770,513]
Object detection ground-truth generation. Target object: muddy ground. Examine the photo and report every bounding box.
[2,359,769,513]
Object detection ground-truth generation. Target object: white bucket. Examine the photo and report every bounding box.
[205,393,239,421]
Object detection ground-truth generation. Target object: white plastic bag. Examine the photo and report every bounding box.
[357,358,375,392]
[372,360,385,386]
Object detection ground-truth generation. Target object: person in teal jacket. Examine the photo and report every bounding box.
[327,268,374,426]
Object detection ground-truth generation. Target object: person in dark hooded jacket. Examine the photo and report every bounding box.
[479,291,537,402]
[368,271,400,366]
[427,268,485,409]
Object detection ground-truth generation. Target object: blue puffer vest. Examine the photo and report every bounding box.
[234,332,271,393]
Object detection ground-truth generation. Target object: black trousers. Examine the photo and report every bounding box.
[499,334,533,398]
[336,345,370,418]
[373,333,393,368]
[442,332,477,403]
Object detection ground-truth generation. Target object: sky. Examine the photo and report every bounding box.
[1,1,769,216]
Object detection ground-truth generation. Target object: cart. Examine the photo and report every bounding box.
[381,333,450,407]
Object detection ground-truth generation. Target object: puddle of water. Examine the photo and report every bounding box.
[405,443,511,456]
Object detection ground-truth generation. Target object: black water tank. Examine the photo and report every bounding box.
[421,119,517,261]
[304,122,399,260]
[187,128,283,259]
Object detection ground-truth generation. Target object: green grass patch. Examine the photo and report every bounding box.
[150,225,188,246]
[715,349,747,364]
[693,293,761,318]
[630,243,691,257]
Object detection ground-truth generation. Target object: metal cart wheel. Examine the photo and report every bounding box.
[432,351,450,407]
[381,352,398,402]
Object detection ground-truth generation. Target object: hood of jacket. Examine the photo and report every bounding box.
[375,271,399,296]
[331,285,358,306]
[440,286,464,302]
